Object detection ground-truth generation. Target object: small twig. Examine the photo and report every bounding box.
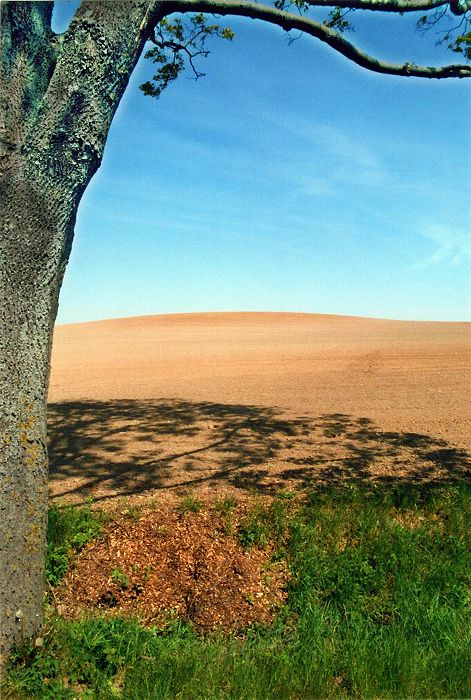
[47,580,60,611]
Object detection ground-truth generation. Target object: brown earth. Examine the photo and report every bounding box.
[48,311,471,630]
[49,311,471,506]
[55,501,289,633]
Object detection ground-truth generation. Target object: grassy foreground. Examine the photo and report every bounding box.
[4,483,471,699]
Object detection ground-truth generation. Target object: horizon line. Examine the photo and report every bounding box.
[54,310,471,327]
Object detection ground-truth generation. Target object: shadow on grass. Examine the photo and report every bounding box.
[47,400,471,504]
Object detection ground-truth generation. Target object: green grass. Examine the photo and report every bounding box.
[45,503,107,586]
[238,496,290,550]
[4,483,471,698]
[178,495,203,514]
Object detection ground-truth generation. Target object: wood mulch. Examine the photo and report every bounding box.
[55,500,289,633]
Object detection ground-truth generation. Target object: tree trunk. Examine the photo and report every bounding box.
[0,0,165,656]
[0,165,75,655]
[0,317,50,654]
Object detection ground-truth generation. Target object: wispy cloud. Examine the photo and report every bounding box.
[263,110,381,165]
[297,177,335,197]
[310,123,379,170]
[260,113,389,195]
[412,223,471,270]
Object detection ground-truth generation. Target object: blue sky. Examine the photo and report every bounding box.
[53,3,470,323]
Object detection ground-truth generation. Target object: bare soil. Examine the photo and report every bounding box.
[48,312,470,629]
[49,312,471,506]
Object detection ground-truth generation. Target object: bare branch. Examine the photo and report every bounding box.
[160,0,471,77]
[279,0,469,16]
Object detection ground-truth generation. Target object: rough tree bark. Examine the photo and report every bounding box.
[0,0,163,656]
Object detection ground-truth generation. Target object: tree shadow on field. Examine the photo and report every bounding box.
[47,400,471,504]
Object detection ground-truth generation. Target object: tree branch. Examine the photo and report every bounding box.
[280,0,469,15]
[160,0,471,77]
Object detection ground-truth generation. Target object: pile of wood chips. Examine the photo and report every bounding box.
[56,502,289,633]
